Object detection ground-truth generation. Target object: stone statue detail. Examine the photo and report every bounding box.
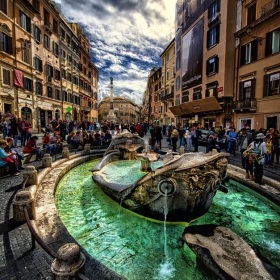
[110,77,113,84]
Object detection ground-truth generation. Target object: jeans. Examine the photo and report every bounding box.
[156,139,162,149]
[185,138,192,151]
[3,128,9,138]
[11,135,18,147]
[44,144,57,155]
[34,149,42,160]
[227,141,236,156]
[21,130,27,146]
[179,137,185,147]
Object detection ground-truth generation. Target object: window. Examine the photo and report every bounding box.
[208,1,219,22]
[66,34,70,45]
[193,87,202,100]
[63,90,67,101]
[182,91,189,103]
[54,68,60,81]
[266,28,280,56]
[241,40,258,65]
[47,86,53,98]
[206,82,218,97]
[162,58,164,66]
[46,64,53,82]
[55,89,60,100]
[24,77,33,92]
[247,3,256,26]
[61,28,65,40]
[2,69,11,85]
[69,93,73,103]
[53,42,59,56]
[171,85,174,93]
[206,56,219,75]
[0,0,7,14]
[35,56,42,72]
[166,70,169,81]
[44,34,50,49]
[176,53,181,70]
[207,25,220,48]
[176,76,180,90]
[44,9,49,26]
[53,19,58,33]
[35,81,42,95]
[32,0,39,10]
[21,11,31,33]
[165,88,169,96]
[0,32,12,55]
[34,26,41,42]
[62,68,66,79]
[263,72,280,96]
[67,71,71,82]
[68,54,71,65]
[166,52,169,61]
[73,76,79,86]
[239,79,255,101]
[22,48,30,64]
[83,56,86,64]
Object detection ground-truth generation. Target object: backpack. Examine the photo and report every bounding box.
[248,143,263,164]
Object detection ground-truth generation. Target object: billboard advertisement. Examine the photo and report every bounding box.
[182,18,204,91]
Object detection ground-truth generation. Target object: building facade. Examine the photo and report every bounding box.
[160,39,176,126]
[169,0,237,129]
[0,0,99,129]
[233,0,280,131]
[98,96,141,124]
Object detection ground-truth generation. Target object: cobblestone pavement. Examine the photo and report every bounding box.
[0,134,279,279]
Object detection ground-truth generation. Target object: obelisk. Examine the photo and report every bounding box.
[107,77,117,123]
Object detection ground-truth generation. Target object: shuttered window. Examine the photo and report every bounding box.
[0,32,13,55]
[36,81,42,95]
[24,77,33,92]
[21,11,31,33]
[0,0,7,14]
[240,40,258,66]
[35,57,42,72]
[2,68,11,85]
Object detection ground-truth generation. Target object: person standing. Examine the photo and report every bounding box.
[155,125,163,150]
[171,127,179,152]
[9,117,19,147]
[237,127,254,179]
[178,125,185,148]
[227,128,238,156]
[184,128,192,152]
[18,118,29,147]
[252,133,267,185]
[192,126,201,152]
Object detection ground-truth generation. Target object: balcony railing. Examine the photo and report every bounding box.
[167,92,174,100]
[261,0,280,16]
[233,98,257,110]
[182,96,189,103]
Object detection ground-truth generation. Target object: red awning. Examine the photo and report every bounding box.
[14,69,24,88]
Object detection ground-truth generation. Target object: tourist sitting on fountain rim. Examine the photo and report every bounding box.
[95,130,101,146]
[4,137,24,170]
[42,132,57,155]
[23,136,42,161]
[50,131,63,153]
[66,131,79,149]
[83,131,90,145]
[73,131,84,148]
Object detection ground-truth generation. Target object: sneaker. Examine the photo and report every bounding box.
[12,173,20,176]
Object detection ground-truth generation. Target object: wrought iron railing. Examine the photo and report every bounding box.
[233,98,257,109]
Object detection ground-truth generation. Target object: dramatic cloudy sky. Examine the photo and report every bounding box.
[53,0,176,105]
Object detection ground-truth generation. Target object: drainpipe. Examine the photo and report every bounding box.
[13,0,19,119]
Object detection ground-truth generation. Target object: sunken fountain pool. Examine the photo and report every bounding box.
[55,159,280,280]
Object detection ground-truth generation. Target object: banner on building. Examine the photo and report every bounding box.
[14,69,24,88]
[182,18,204,91]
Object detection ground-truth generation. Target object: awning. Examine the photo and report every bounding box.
[169,96,222,116]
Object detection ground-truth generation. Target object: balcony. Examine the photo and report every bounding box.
[233,98,257,111]
[167,92,174,100]
[261,0,280,16]
[44,21,54,34]
[182,96,189,103]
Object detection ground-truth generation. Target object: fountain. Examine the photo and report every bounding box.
[92,130,230,222]
[55,160,280,280]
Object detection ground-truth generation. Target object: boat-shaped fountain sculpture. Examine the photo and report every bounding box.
[92,130,230,222]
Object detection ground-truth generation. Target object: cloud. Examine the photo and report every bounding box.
[53,0,175,105]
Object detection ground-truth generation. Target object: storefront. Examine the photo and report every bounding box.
[21,107,32,124]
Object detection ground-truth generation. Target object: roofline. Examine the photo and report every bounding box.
[159,38,175,57]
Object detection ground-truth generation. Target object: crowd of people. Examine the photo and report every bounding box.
[1,116,280,184]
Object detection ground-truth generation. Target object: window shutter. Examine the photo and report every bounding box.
[23,77,26,89]
[39,59,42,72]
[0,31,3,51]
[7,35,12,55]
[215,56,219,73]
[240,45,246,66]
[263,75,269,97]
[58,70,60,81]
[238,82,243,101]
[251,78,256,98]
[50,66,53,77]
[31,80,33,92]
[216,24,220,44]
[206,60,209,75]
[217,0,221,13]
[26,17,31,33]
[265,32,272,56]
[207,30,210,48]
[251,39,258,61]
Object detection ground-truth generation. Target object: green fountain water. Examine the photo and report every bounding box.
[55,159,280,280]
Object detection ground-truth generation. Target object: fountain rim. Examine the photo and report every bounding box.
[29,155,280,278]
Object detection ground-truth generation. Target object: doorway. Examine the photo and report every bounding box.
[40,110,46,128]
[266,116,277,130]
[21,107,32,125]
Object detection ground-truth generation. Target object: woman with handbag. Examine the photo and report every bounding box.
[171,127,179,152]
[251,133,266,185]
[0,139,19,176]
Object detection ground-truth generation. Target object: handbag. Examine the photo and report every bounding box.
[1,156,14,163]
[242,143,252,158]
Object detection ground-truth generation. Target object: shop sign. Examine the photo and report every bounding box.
[193,106,201,111]
[217,87,223,92]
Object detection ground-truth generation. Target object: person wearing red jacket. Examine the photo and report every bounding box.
[23,136,41,161]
